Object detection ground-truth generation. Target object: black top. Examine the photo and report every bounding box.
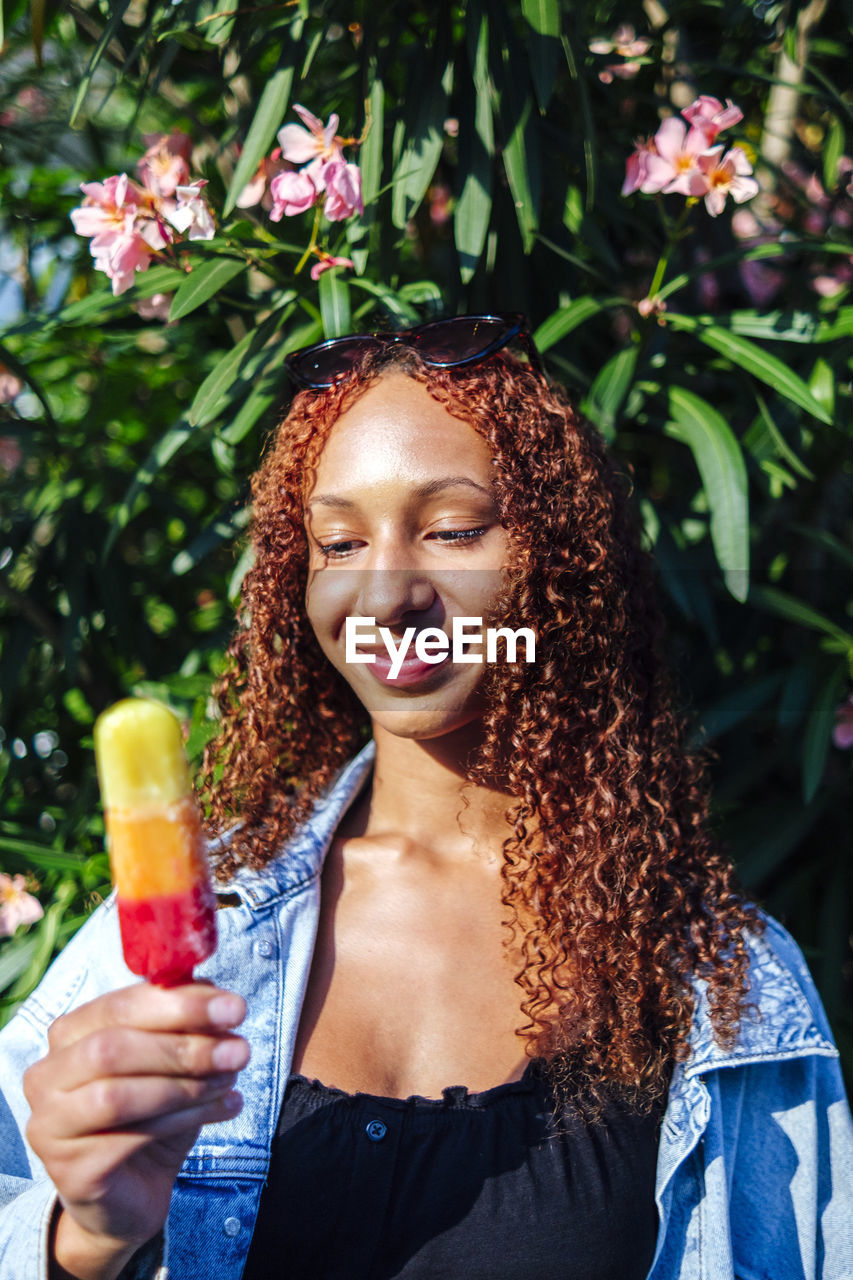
[243,1059,663,1279]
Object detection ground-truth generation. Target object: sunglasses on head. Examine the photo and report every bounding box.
[283,312,542,389]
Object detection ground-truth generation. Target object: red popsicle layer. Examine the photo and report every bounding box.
[117,883,218,986]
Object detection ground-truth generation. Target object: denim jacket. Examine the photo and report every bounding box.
[1,741,851,1280]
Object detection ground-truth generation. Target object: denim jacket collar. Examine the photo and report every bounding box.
[212,741,378,908]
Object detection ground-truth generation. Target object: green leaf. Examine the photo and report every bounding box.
[668,307,853,344]
[361,77,385,207]
[666,387,750,602]
[455,13,494,282]
[30,0,45,66]
[1,881,77,1005]
[802,664,847,803]
[188,312,282,427]
[199,12,235,44]
[813,307,853,341]
[748,585,853,649]
[498,69,539,251]
[168,258,248,322]
[223,66,296,217]
[69,0,133,126]
[347,279,419,326]
[668,317,834,425]
[300,26,325,79]
[105,417,194,558]
[790,524,853,572]
[0,934,40,994]
[391,65,449,229]
[171,504,251,577]
[732,793,829,887]
[823,114,844,191]
[319,268,352,338]
[521,0,559,36]
[689,670,787,746]
[219,363,289,445]
[534,297,606,352]
[747,390,814,481]
[581,346,638,441]
[560,26,596,210]
[0,837,85,873]
[522,0,561,107]
[809,357,835,417]
[562,186,619,274]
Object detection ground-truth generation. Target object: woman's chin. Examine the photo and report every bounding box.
[365,693,486,743]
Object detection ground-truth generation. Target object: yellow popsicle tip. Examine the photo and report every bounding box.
[94,697,192,811]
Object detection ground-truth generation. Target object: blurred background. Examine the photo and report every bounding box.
[0,0,850,1080]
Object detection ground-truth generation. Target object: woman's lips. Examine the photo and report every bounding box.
[362,649,451,687]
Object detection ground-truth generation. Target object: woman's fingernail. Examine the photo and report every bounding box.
[208,994,246,1026]
[212,1038,250,1071]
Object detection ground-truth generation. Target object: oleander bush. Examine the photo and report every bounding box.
[0,0,850,1076]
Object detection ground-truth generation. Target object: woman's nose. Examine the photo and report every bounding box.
[355,568,436,627]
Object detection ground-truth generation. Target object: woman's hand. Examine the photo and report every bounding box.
[23,982,249,1280]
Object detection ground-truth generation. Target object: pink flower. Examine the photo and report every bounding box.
[70,174,166,295]
[622,136,656,195]
[0,86,50,125]
[0,367,23,403]
[134,292,174,321]
[70,173,145,237]
[637,295,667,319]
[696,146,759,216]
[681,96,743,145]
[641,118,710,197]
[321,159,364,221]
[268,169,319,221]
[137,132,193,197]
[94,230,158,295]
[832,694,853,749]
[0,436,22,474]
[0,873,43,937]
[590,23,651,83]
[429,182,452,227]
[236,147,288,210]
[162,181,216,240]
[278,104,344,166]
[310,254,355,280]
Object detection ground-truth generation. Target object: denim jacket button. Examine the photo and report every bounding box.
[256,939,274,958]
[223,1216,242,1237]
[365,1119,387,1141]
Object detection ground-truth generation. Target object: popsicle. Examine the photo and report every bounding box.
[94,697,217,985]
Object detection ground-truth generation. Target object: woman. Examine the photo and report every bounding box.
[0,314,850,1280]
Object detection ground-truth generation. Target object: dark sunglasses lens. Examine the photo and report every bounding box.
[414,317,511,364]
[290,337,379,386]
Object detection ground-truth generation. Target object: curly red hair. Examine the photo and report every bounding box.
[200,346,763,1110]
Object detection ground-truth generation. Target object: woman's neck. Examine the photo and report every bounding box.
[347,723,515,863]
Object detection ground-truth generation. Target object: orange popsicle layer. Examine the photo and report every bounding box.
[106,799,211,899]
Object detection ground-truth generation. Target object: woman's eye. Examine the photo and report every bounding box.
[430,527,488,545]
[316,539,361,559]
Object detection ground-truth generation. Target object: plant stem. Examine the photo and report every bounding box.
[647,202,692,299]
[295,207,323,275]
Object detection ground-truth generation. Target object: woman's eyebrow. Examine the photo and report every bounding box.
[306,477,494,510]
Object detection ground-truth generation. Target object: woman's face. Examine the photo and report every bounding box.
[303,372,510,741]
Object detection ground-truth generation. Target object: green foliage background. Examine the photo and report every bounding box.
[1,0,851,1075]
